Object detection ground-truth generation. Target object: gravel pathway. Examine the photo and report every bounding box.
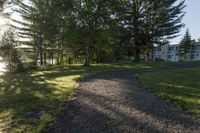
[46,66,200,133]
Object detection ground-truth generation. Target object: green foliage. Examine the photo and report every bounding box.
[0,28,24,72]
[113,0,185,62]
[11,0,186,65]
[197,38,200,43]
[178,29,193,60]
[0,62,165,132]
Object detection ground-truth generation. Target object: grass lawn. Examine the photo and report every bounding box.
[138,68,200,116]
[0,62,162,133]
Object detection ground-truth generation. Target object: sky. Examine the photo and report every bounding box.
[171,0,200,44]
[0,0,200,44]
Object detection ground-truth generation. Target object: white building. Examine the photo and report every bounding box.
[152,42,200,62]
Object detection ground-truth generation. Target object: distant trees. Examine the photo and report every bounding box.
[9,0,186,67]
[178,29,193,61]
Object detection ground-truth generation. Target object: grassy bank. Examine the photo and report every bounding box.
[0,62,158,133]
[138,68,200,116]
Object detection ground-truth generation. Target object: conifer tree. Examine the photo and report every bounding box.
[178,29,192,61]
[115,0,186,62]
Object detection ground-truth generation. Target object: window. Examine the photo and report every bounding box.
[191,55,195,59]
[191,46,195,50]
[168,47,175,51]
[168,55,172,59]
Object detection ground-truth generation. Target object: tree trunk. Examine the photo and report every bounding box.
[184,53,187,61]
[39,35,43,66]
[60,51,64,65]
[44,51,47,66]
[84,46,91,67]
[96,50,101,64]
[35,48,39,66]
[134,46,140,62]
[52,45,54,66]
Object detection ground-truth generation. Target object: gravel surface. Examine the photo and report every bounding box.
[46,65,200,133]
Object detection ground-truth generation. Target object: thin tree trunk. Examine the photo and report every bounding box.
[185,53,187,61]
[39,35,43,66]
[84,45,91,67]
[34,48,39,66]
[52,44,54,66]
[134,46,140,62]
[44,51,47,66]
[60,50,64,65]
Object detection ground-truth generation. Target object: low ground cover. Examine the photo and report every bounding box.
[0,62,158,133]
[138,68,200,116]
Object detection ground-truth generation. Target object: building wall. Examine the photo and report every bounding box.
[152,43,200,62]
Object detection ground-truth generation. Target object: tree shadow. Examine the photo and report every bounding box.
[0,67,85,132]
[46,70,200,133]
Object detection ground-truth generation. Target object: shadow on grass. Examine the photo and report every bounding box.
[0,63,152,132]
[47,70,200,133]
[0,67,84,132]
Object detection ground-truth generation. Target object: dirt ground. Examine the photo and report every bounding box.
[46,63,200,133]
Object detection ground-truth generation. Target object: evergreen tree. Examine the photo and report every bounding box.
[178,29,192,61]
[0,28,23,72]
[114,0,185,62]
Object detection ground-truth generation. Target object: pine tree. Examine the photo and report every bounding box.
[0,28,23,72]
[178,29,192,61]
[11,0,56,66]
[114,0,185,62]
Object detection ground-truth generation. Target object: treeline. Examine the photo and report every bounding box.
[5,0,186,67]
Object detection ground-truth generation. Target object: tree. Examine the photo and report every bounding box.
[0,0,8,10]
[178,29,192,61]
[12,0,56,66]
[10,0,186,66]
[114,0,185,62]
[12,0,74,66]
[0,28,23,72]
[67,0,114,66]
[197,38,200,43]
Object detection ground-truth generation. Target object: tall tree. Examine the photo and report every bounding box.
[114,0,185,62]
[12,0,54,66]
[178,29,192,61]
[68,0,113,66]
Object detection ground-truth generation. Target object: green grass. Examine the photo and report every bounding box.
[0,62,161,133]
[138,68,200,116]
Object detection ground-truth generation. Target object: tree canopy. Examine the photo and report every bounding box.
[7,0,186,66]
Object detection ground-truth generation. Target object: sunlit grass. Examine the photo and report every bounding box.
[1,61,196,132]
[138,68,200,116]
[0,62,162,133]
